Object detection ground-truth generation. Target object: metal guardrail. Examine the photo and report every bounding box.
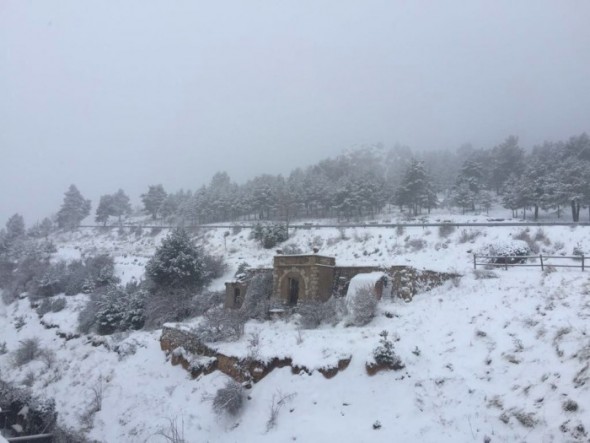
[473,254,585,271]
[6,434,53,442]
[79,221,590,230]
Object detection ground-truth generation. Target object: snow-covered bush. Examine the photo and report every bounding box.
[212,380,244,416]
[438,224,455,238]
[13,338,41,367]
[46,254,119,296]
[406,238,426,251]
[36,261,67,297]
[36,297,67,316]
[78,285,146,334]
[478,240,531,264]
[241,273,273,320]
[372,331,403,369]
[251,223,289,249]
[0,379,57,437]
[346,285,378,326]
[95,286,146,335]
[573,242,585,258]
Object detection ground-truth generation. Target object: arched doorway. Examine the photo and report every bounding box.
[280,272,306,306]
[288,277,299,306]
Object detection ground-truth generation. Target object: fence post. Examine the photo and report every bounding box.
[473,254,477,270]
[540,254,544,271]
[583,255,585,272]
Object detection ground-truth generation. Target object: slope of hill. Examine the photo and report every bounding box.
[1,217,589,442]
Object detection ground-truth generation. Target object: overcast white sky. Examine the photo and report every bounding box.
[1,0,589,225]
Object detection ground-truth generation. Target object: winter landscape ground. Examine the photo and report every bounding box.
[1,207,590,442]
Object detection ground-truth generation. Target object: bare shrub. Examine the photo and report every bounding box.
[22,370,36,387]
[78,297,100,334]
[406,238,426,251]
[298,298,345,329]
[36,298,53,316]
[0,341,7,355]
[203,254,227,280]
[155,416,186,443]
[194,307,245,342]
[13,338,41,367]
[266,391,296,432]
[395,225,404,236]
[143,291,199,329]
[39,349,56,369]
[512,410,537,428]
[458,229,481,244]
[281,243,303,255]
[473,269,498,280]
[534,228,549,243]
[241,273,273,320]
[193,290,225,316]
[295,329,304,345]
[514,229,540,254]
[14,315,26,330]
[212,380,244,416]
[51,297,66,312]
[347,285,378,326]
[438,224,455,238]
[80,378,103,431]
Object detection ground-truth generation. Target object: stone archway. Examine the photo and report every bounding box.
[279,271,307,306]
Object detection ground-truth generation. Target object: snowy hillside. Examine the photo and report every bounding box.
[1,217,590,442]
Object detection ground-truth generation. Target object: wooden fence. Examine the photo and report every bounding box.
[473,254,585,271]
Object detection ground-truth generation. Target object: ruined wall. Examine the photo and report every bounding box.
[387,267,459,301]
[316,265,336,302]
[224,281,248,309]
[224,268,272,309]
[331,266,385,297]
[160,326,351,383]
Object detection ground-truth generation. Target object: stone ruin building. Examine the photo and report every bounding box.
[223,253,447,310]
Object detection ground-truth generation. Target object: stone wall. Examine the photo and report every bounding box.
[160,325,351,383]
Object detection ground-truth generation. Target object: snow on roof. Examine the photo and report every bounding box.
[346,272,386,297]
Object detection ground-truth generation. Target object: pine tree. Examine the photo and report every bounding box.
[95,195,115,225]
[145,228,207,291]
[111,189,132,222]
[56,185,91,230]
[396,160,435,215]
[5,214,25,241]
[141,185,167,220]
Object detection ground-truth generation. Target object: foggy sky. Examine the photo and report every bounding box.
[2,0,590,225]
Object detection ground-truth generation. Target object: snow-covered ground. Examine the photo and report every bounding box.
[1,211,590,442]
